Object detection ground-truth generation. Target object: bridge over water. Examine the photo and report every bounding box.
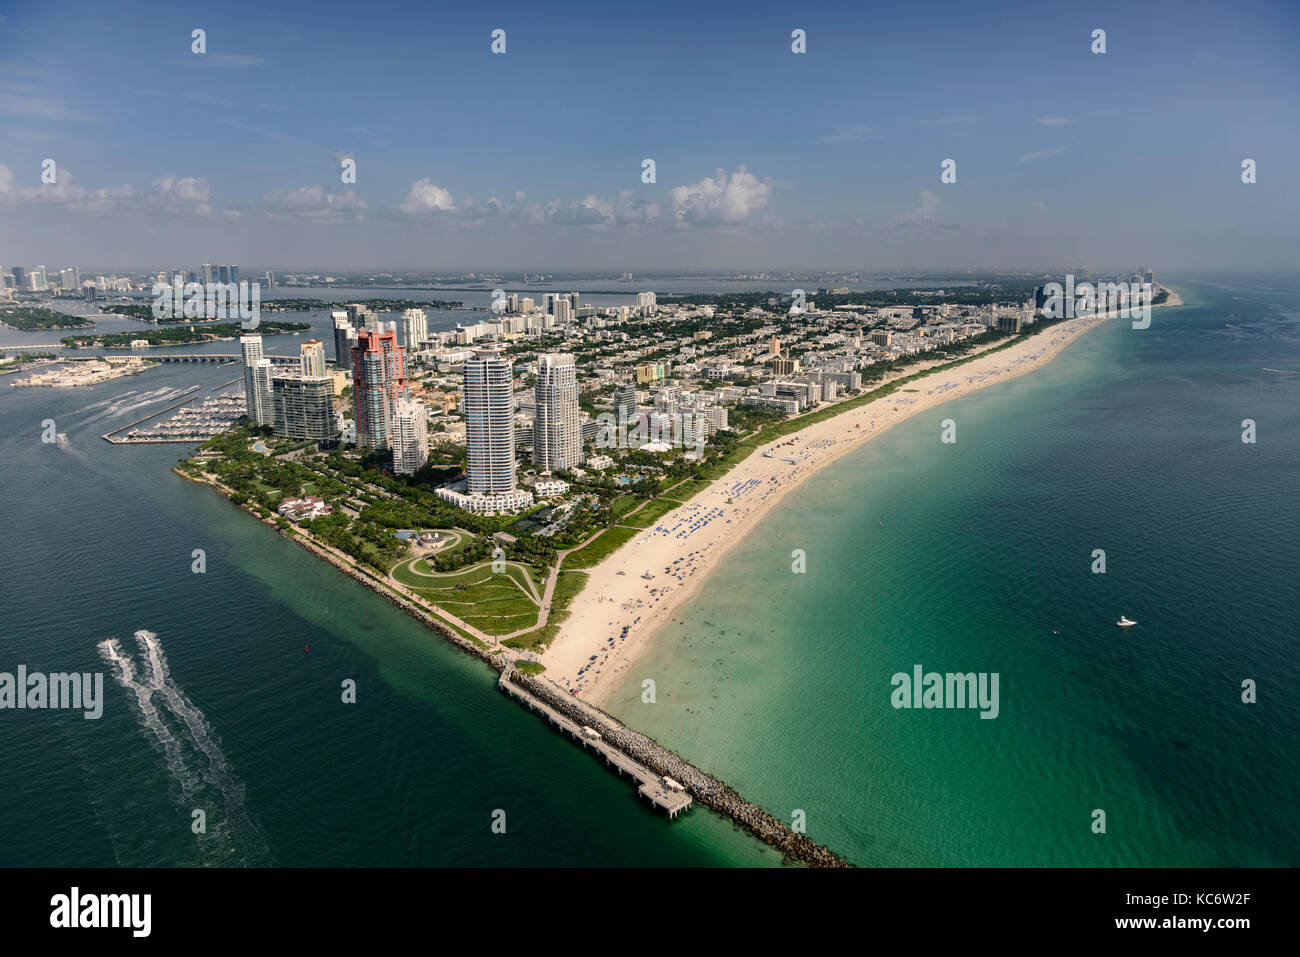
[144,353,299,365]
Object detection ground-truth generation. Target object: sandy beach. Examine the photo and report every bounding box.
[542,289,1183,704]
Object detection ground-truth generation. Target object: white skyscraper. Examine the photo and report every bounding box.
[241,335,274,425]
[401,308,428,351]
[553,296,572,325]
[392,399,429,476]
[533,353,582,472]
[250,360,274,425]
[300,339,327,379]
[636,291,657,315]
[463,348,516,494]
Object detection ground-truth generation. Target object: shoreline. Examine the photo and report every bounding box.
[172,465,851,866]
[547,288,1183,706]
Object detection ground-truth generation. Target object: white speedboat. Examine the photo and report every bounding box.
[1117,616,1137,627]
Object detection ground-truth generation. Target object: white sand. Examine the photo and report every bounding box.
[542,292,1182,704]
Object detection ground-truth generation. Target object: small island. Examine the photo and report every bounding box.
[0,306,95,331]
[259,298,463,313]
[97,298,462,324]
[61,320,311,349]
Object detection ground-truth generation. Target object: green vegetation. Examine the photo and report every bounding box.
[506,570,587,651]
[563,525,641,569]
[0,352,56,373]
[0,306,94,331]
[391,560,541,636]
[261,298,462,312]
[99,304,156,320]
[661,281,1044,313]
[62,320,310,349]
[621,497,683,528]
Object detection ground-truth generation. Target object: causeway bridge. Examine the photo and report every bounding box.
[144,353,299,365]
[498,665,692,818]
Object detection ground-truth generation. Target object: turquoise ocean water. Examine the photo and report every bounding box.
[602,276,1300,866]
[1,276,1295,866]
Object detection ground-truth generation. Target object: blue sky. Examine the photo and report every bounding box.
[1,0,1297,272]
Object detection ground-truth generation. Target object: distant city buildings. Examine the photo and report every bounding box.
[552,296,572,325]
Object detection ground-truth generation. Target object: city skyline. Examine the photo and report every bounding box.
[1,0,1297,272]
[0,0,1295,908]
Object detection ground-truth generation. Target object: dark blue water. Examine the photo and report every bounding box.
[0,359,774,866]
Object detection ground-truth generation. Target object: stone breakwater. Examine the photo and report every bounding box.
[513,671,851,868]
[177,466,850,868]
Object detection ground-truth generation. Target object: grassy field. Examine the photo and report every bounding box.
[621,497,683,528]
[664,478,711,500]
[412,528,470,560]
[390,559,542,636]
[610,494,641,518]
[562,525,641,569]
[506,570,588,651]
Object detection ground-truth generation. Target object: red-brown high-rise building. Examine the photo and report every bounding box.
[351,328,407,449]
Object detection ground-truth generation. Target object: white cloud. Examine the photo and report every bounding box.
[0,91,98,122]
[670,166,771,227]
[894,190,940,226]
[263,185,365,221]
[174,53,266,68]
[820,124,874,144]
[400,178,455,214]
[1033,116,1073,126]
[146,176,212,216]
[1019,146,1067,163]
[0,166,212,216]
[398,181,661,230]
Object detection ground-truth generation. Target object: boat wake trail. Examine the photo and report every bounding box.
[75,388,186,426]
[64,394,123,418]
[98,631,274,865]
[99,638,197,800]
